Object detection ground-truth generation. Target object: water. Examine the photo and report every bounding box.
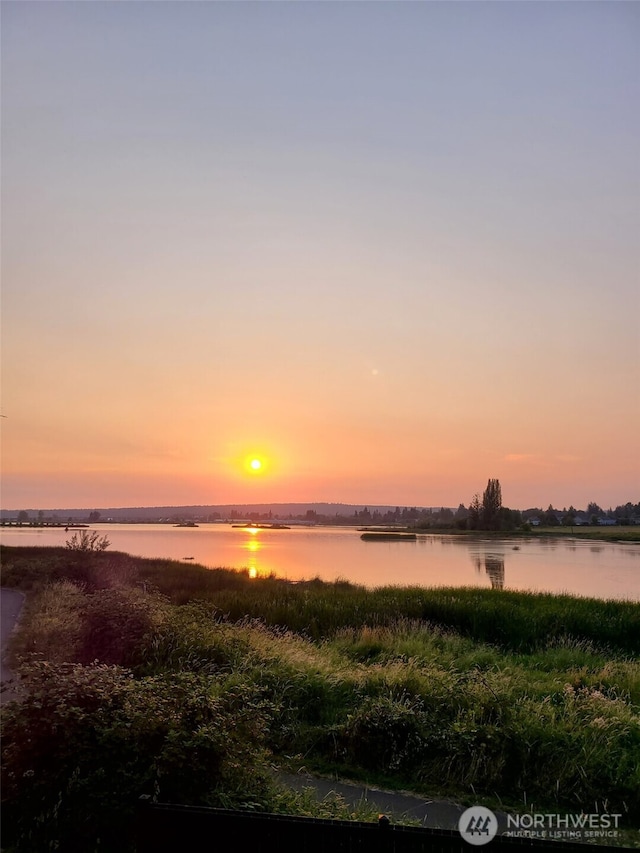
[2,523,639,601]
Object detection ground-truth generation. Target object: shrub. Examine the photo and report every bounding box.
[65,530,111,552]
[337,693,428,773]
[1,663,278,852]
[76,587,164,666]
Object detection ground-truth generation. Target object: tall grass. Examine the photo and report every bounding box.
[188,580,640,655]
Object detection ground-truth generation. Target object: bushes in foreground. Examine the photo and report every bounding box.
[330,678,639,816]
[1,663,278,851]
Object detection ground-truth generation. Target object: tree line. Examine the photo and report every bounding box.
[419,483,640,532]
[6,492,639,531]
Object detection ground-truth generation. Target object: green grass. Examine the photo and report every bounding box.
[409,526,640,543]
[1,545,639,851]
[531,526,640,543]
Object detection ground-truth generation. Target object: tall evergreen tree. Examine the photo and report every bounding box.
[481,479,502,530]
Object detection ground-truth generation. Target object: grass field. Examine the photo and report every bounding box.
[410,526,640,543]
[530,526,640,543]
[1,544,638,851]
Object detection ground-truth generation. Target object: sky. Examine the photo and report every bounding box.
[1,1,639,512]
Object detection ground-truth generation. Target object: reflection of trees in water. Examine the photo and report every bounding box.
[472,553,505,588]
[485,556,505,589]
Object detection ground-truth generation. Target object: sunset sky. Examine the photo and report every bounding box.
[2,1,639,512]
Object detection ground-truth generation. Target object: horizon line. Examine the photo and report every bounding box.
[1,498,634,515]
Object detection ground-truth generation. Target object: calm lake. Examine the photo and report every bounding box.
[1,523,639,601]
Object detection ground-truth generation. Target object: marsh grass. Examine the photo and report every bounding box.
[201,582,640,656]
[1,545,639,851]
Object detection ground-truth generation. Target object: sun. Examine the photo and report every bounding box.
[243,453,269,475]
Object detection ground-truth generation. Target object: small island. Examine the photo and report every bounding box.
[360,531,417,541]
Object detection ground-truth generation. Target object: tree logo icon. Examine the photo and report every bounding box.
[458,806,498,846]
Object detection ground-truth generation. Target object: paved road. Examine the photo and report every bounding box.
[278,770,480,833]
[1,587,25,704]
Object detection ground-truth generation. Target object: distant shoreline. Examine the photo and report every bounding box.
[2,519,639,543]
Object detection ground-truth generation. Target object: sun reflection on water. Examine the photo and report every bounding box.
[242,528,267,577]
